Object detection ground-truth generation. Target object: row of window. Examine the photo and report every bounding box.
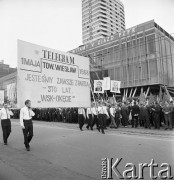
[83,13,125,27]
[83,3,124,19]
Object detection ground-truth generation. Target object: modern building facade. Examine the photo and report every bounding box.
[70,20,174,97]
[82,0,125,44]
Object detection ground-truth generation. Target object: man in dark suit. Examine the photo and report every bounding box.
[131,101,140,128]
[151,102,161,129]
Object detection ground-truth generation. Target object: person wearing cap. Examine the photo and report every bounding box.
[20,100,35,151]
[0,103,13,145]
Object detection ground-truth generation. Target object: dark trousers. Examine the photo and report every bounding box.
[1,119,11,143]
[98,114,105,132]
[153,113,160,129]
[78,115,84,129]
[164,114,173,129]
[92,115,99,129]
[86,114,93,129]
[115,114,120,127]
[23,120,33,148]
[103,114,107,129]
[144,116,151,128]
[132,116,138,128]
[122,115,128,127]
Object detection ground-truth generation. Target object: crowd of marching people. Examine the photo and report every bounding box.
[9,100,174,134]
[0,98,174,150]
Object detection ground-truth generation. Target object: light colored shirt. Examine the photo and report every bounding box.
[78,108,86,118]
[92,107,98,115]
[110,107,115,117]
[98,106,109,117]
[86,108,93,119]
[20,106,35,127]
[0,108,13,120]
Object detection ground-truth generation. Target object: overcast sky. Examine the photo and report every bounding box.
[0,0,174,68]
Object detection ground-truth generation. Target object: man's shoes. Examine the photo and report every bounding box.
[102,130,105,134]
[4,143,8,145]
[26,147,30,151]
[97,128,100,132]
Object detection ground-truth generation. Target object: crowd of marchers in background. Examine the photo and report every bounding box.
[10,100,174,134]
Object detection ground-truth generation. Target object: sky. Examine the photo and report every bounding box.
[0,0,174,68]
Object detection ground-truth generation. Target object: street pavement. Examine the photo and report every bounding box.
[0,120,174,180]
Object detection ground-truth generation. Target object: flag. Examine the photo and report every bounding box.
[139,88,146,104]
[163,86,172,102]
[162,92,170,105]
[148,93,156,105]
[122,95,127,102]
[158,86,163,103]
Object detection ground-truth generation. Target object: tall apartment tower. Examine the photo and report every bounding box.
[82,0,125,44]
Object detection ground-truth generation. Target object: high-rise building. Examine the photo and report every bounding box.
[82,0,125,44]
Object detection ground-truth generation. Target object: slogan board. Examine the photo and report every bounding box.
[17,40,90,108]
[110,80,121,93]
[94,80,104,93]
[0,90,4,105]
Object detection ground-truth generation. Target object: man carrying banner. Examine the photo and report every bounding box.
[0,103,13,145]
[20,100,35,151]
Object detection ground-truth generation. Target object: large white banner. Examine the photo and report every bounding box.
[0,90,4,105]
[17,40,90,108]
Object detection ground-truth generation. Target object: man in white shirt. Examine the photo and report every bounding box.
[110,104,117,128]
[20,100,35,151]
[98,102,109,134]
[91,102,99,131]
[78,107,86,131]
[86,104,93,130]
[0,103,13,145]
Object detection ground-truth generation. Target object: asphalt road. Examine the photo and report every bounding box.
[0,120,174,180]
